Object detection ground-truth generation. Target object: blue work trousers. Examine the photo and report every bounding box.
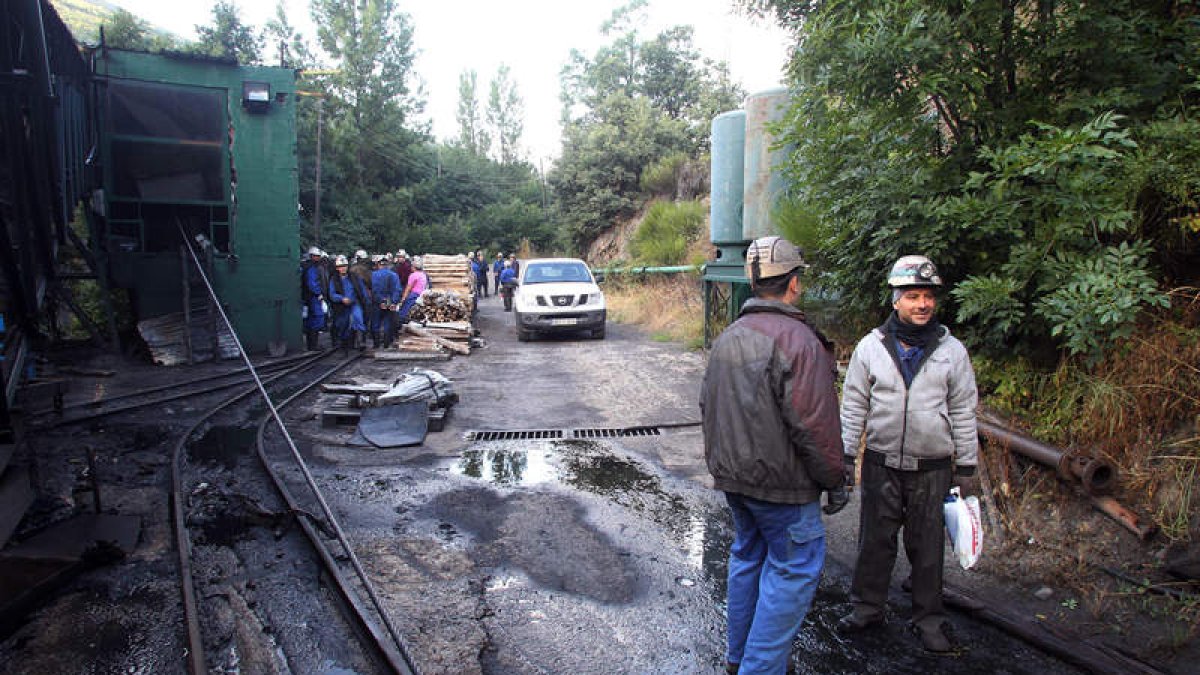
[303,296,325,332]
[331,304,365,342]
[724,494,825,675]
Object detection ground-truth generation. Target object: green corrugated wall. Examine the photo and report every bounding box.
[96,50,300,353]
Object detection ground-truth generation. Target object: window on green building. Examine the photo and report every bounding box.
[104,80,230,253]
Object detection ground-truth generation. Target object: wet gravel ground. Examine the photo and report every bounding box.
[0,292,1084,674]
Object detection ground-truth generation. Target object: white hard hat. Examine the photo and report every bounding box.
[355,249,368,261]
[887,255,943,288]
[307,246,322,257]
[412,256,424,270]
[371,254,384,263]
[397,249,407,258]
[334,255,349,266]
[745,236,808,283]
[503,260,511,268]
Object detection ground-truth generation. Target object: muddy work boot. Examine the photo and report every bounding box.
[837,608,884,634]
[916,622,953,653]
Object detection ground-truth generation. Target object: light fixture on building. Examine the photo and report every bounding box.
[242,81,271,113]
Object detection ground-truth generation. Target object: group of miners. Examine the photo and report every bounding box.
[468,250,520,299]
[300,247,429,351]
[301,248,519,351]
[702,236,979,673]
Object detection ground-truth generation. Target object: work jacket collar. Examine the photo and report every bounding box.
[739,297,807,321]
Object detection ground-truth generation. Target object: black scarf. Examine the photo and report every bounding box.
[886,310,941,348]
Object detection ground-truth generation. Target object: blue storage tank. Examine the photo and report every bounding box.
[742,88,792,241]
[710,109,747,263]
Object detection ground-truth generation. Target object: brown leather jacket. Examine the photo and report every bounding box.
[700,298,845,504]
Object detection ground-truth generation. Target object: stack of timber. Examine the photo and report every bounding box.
[405,322,470,355]
[422,254,474,299]
[410,289,472,323]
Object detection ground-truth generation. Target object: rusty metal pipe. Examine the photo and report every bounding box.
[977,418,1118,495]
[1091,496,1156,540]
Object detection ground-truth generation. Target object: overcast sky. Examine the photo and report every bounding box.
[106,0,794,162]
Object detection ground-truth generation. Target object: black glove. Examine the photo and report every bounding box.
[954,466,981,499]
[843,455,857,490]
[823,487,850,515]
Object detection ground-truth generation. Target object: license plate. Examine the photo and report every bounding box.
[550,318,577,326]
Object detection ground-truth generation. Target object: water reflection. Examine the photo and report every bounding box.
[454,443,558,486]
[452,439,734,598]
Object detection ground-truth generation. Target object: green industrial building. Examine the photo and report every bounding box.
[91,47,300,356]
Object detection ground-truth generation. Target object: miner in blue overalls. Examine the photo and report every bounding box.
[328,254,368,350]
[370,255,401,348]
[301,246,328,351]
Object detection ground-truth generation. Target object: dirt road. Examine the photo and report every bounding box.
[1,291,1084,674]
[298,292,1079,674]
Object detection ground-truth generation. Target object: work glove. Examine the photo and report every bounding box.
[954,466,981,499]
[823,487,850,515]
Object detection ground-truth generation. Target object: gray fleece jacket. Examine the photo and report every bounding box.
[840,324,978,471]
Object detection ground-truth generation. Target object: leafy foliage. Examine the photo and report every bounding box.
[550,2,743,253]
[630,200,705,265]
[757,0,1200,362]
[195,1,262,64]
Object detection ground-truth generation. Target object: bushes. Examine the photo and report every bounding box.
[629,200,705,266]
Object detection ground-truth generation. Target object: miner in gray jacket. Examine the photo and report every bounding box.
[701,236,847,674]
[838,255,980,653]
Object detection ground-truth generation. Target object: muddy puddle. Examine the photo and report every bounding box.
[450,439,731,595]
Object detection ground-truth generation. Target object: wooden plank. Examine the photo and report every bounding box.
[372,351,451,361]
[404,324,470,355]
[320,383,392,394]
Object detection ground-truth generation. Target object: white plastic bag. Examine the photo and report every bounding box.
[301,304,308,320]
[944,487,983,569]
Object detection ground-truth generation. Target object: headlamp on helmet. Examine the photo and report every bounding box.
[887,255,943,288]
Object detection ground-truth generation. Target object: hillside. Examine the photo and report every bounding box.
[48,0,117,43]
[49,0,176,45]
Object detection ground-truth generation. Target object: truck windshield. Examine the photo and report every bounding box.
[524,262,592,284]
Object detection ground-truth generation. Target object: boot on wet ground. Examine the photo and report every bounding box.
[916,622,953,653]
[836,608,884,634]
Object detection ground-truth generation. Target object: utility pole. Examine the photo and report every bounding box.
[314,97,323,247]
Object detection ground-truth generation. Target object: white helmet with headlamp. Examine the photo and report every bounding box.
[887,255,943,288]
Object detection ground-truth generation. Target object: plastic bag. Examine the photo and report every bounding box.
[301,304,309,320]
[944,487,983,569]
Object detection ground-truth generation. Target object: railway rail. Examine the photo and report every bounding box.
[164,231,420,675]
[168,348,419,673]
[28,351,321,424]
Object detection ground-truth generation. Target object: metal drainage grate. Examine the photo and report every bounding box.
[464,426,663,441]
[573,426,661,439]
[465,429,564,441]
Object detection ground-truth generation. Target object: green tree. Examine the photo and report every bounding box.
[551,93,688,250]
[103,9,152,50]
[487,65,525,164]
[262,1,313,69]
[750,0,1199,360]
[455,70,490,156]
[551,4,743,252]
[195,1,262,64]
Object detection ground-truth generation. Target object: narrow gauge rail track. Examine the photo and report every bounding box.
[29,351,322,425]
[171,349,418,674]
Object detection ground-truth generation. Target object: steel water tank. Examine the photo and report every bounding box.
[710,109,746,249]
[742,88,792,241]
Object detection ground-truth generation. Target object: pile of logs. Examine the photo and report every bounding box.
[377,321,473,359]
[410,289,471,323]
[422,254,475,299]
